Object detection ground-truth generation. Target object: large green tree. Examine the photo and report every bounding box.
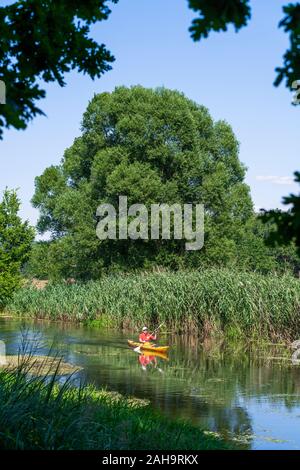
[32,86,269,279]
[0,189,34,307]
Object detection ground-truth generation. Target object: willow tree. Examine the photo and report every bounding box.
[31,86,266,279]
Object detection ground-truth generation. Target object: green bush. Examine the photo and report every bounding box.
[0,189,34,308]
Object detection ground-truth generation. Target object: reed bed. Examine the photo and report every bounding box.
[5,269,300,340]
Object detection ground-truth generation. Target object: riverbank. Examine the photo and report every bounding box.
[0,364,232,450]
[4,269,300,340]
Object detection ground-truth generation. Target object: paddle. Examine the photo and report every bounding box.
[150,322,165,338]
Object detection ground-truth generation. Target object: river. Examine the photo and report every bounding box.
[1,317,300,450]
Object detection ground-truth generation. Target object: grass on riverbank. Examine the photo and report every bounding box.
[5,269,300,340]
[0,362,231,450]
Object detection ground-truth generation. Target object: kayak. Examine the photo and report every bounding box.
[141,349,169,361]
[128,340,169,354]
[127,340,169,354]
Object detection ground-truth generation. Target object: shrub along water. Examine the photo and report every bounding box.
[5,269,300,340]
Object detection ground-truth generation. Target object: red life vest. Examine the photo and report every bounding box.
[139,332,156,343]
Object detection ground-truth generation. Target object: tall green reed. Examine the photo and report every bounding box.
[6,269,300,340]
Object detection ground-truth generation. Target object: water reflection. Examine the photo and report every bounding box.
[0,318,300,449]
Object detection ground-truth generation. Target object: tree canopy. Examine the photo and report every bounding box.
[0,0,117,138]
[1,0,300,138]
[30,86,286,279]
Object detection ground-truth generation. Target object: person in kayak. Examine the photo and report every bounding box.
[139,326,157,343]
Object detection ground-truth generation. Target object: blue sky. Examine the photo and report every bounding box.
[0,0,299,228]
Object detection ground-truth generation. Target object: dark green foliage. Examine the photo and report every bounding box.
[23,241,51,279]
[31,86,264,278]
[188,0,251,40]
[275,4,300,89]
[0,0,117,138]
[0,189,34,307]
[1,0,300,138]
[261,172,300,258]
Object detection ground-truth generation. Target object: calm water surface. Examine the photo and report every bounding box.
[1,317,300,450]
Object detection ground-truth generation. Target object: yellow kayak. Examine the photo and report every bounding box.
[127,340,170,354]
[141,349,169,361]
